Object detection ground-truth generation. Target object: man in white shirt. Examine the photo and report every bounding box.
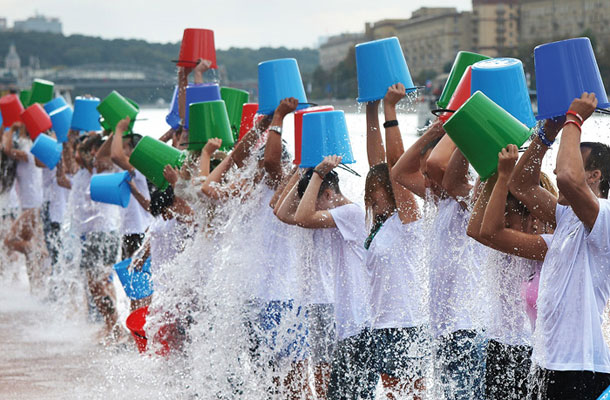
[509,92,610,399]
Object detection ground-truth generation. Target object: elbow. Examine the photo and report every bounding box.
[479,227,495,242]
[556,171,579,195]
[426,159,444,185]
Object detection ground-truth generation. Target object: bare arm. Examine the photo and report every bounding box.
[383,84,406,168]
[198,138,222,178]
[442,148,472,206]
[264,97,298,188]
[480,145,548,261]
[192,59,211,85]
[158,128,175,143]
[2,123,29,162]
[232,115,272,168]
[56,156,72,189]
[111,118,135,173]
[128,179,150,212]
[201,154,235,200]
[93,135,114,173]
[274,169,302,225]
[426,134,456,187]
[467,175,496,244]
[508,120,561,226]
[295,156,341,229]
[366,100,385,167]
[391,119,445,199]
[555,93,600,229]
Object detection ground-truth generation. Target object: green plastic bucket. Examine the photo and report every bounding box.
[220,87,249,140]
[19,90,32,108]
[97,91,139,133]
[29,79,55,105]
[437,51,490,109]
[444,91,533,181]
[188,100,235,152]
[129,136,186,190]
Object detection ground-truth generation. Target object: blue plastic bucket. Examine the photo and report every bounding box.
[257,58,308,115]
[49,105,73,143]
[166,86,181,129]
[90,170,132,208]
[30,133,62,169]
[184,83,221,129]
[471,58,536,128]
[71,97,102,132]
[43,97,67,115]
[299,110,355,168]
[355,37,415,103]
[113,258,153,300]
[534,37,610,120]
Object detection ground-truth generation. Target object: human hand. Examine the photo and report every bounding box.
[274,97,299,119]
[315,155,342,176]
[497,144,518,178]
[194,58,212,75]
[203,138,222,155]
[163,165,180,187]
[116,116,130,133]
[568,92,598,122]
[384,83,406,107]
[543,115,566,140]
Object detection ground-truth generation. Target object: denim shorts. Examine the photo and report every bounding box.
[372,326,431,380]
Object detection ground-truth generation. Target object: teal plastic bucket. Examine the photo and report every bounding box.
[299,110,355,168]
[113,258,153,300]
[90,171,132,208]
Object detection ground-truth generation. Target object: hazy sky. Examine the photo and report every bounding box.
[2,0,472,48]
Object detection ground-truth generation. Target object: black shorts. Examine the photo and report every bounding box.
[372,326,430,381]
[485,339,532,399]
[529,367,610,400]
[121,233,145,260]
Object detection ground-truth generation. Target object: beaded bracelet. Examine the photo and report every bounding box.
[537,125,554,147]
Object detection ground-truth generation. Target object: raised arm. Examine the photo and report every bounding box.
[274,169,302,225]
[391,119,445,199]
[480,145,548,261]
[426,133,456,187]
[56,155,72,189]
[192,58,211,85]
[555,92,599,229]
[158,128,175,143]
[294,156,341,229]
[467,175,496,244]
[264,98,298,188]
[128,179,150,212]
[508,119,562,226]
[441,148,472,207]
[383,84,406,168]
[366,100,384,167]
[94,134,114,173]
[177,66,192,124]
[232,115,272,168]
[2,123,28,162]
[111,117,135,173]
[201,153,235,200]
[197,138,222,178]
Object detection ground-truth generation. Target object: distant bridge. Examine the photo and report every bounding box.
[45,63,176,89]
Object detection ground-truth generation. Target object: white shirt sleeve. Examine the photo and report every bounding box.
[540,233,553,249]
[329,203,366,243]
[586,199,610,253]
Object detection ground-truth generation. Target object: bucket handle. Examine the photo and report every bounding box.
[430,108,455,117]
[298,102,319,108]
[406,86,426,91]
[337,163,361,177]
[595,107,610,115]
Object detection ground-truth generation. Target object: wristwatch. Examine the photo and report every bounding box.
[269,125,283,135]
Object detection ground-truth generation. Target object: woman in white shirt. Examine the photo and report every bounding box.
[1,121,47,293]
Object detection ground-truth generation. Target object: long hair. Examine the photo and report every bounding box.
[364,163,396,249]
[0,134,17,194]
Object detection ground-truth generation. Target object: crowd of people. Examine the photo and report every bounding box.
[1,57,610,400]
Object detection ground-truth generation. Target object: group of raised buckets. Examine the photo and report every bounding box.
[1,27,609,356]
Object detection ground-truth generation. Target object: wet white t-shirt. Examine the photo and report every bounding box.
[15,152,43,210]
[428,197,488,338]
[149,217,184,271]
[534,200,610,373]
[120,170,152,235]
[298,227,335,304]
[367,214,427,330]
[42,168,69,224]
[72,168,120,234]
[328,203,370,340]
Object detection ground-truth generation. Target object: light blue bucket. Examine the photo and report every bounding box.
[185,83,221,129]
[299,110,355,168]
[71,97,102,132]
[49,105,73,143]
[90,170,131,208]
[257,58,309,115]
[355,37,415,102]
[30,133,62,169]
[471,58,536,128]
[166,86,181,129]
[44,96,68,115]
[113,257,153,300]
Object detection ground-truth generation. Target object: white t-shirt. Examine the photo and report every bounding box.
[428,197,488,338]
[120,170,152,235]
[42,167,69,224]
[534,200,610,373]
[72,168,120,234]
[149,217,184,271]
[328,203,370,340]
[297,227,335,304]
[255,186,298,301]
[15,152,43,210]
[367,214,427,330]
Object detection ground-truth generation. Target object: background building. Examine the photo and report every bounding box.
[472,0,520,57]
[319,32,364,71]
[13,14,62,34]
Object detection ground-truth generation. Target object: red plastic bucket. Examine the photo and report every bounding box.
[293,106,334,165]
[21,104,52,140]
[176,29,217,69]
[439,66,473,123]
[237,103,259,141]
[0,94,24,127]
[126,306,149,353]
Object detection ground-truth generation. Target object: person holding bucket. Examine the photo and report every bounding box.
[1,121,48,294]
[466,145,557,400]
[364,84,430,399]
[505,93,610,399]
